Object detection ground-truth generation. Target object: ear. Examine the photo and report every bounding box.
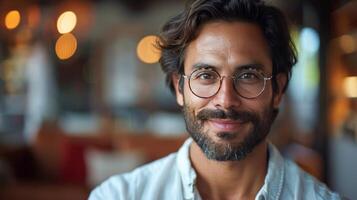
[172,73,184,106]
[273,73,287,108]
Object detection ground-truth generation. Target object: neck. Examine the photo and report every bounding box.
[190,140,268,200]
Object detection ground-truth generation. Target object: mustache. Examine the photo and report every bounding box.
[197,108,257,122]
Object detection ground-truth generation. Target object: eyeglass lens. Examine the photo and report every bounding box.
[188,69,267,99]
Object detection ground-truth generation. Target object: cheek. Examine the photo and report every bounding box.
[183,84,210,113]
[258,81,274,104]
[240,89,273,114]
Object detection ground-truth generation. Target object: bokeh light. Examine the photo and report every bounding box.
[137,35,161,64]
[5,10,21,30]
[57,11,77,34]
[339,34,355,54]
[55,33,77,60]
[300,27,320,54]
[343,76,357,98]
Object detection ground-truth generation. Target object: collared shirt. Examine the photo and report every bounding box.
[89,138,343,200]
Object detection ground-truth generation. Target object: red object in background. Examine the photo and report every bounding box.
[60,139,87,185]
[59,135,112,185]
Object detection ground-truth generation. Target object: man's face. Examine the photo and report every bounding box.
[173,21,285,161]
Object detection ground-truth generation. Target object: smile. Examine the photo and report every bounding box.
[207,119,247,132]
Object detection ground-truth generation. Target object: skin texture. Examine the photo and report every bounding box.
[172,21,286,200]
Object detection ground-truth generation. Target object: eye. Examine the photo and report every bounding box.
[191,70,219,85]
[197,72,216,80]
[236,71,262,84]
[192,70,218,80]
[239,72,259,80]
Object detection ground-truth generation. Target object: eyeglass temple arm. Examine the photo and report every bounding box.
[264,76,273,81]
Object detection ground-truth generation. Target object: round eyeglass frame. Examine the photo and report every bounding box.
[182,69,273,99]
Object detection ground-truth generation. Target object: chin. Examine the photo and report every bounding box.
[210,127,252,143]
[192,129,268,161]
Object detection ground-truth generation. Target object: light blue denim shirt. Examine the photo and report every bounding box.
[89,138,343,200]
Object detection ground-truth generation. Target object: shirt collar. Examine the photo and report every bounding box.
[256,143,285,200]
[176,139,285,200]
[176,138,196,199]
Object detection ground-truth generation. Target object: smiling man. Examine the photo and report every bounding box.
[90,0,343,199]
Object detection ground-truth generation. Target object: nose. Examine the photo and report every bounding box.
[211,77,242,109]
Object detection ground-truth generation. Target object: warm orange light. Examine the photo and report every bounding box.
[343,76,357,98]
[57,11,77,34]
[137,35,161,64]
[339,34,355,54]
[55,33,77,60]
[5,10,21,29]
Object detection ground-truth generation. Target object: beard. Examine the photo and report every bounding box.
[183,102,276,161]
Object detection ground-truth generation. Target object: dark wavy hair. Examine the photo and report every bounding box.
[158,0,297,95]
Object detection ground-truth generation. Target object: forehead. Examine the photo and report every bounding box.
[184,21,272,74]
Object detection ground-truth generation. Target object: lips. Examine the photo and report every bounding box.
[207,119,246,132]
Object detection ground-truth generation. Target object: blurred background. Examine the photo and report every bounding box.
[0,0,356,199]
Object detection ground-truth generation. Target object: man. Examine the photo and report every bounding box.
[90,0,343,199]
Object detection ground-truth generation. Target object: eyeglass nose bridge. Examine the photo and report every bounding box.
[215,75,242,98]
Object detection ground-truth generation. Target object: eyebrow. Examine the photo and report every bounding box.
[191,62,265,72]
[192,63,216,71]
[236,63,265,72]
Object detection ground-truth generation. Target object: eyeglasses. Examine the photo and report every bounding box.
[182,68,272,99]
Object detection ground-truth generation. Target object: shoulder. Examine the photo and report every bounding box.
[282,159,343,200]
[89,152,179,200]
